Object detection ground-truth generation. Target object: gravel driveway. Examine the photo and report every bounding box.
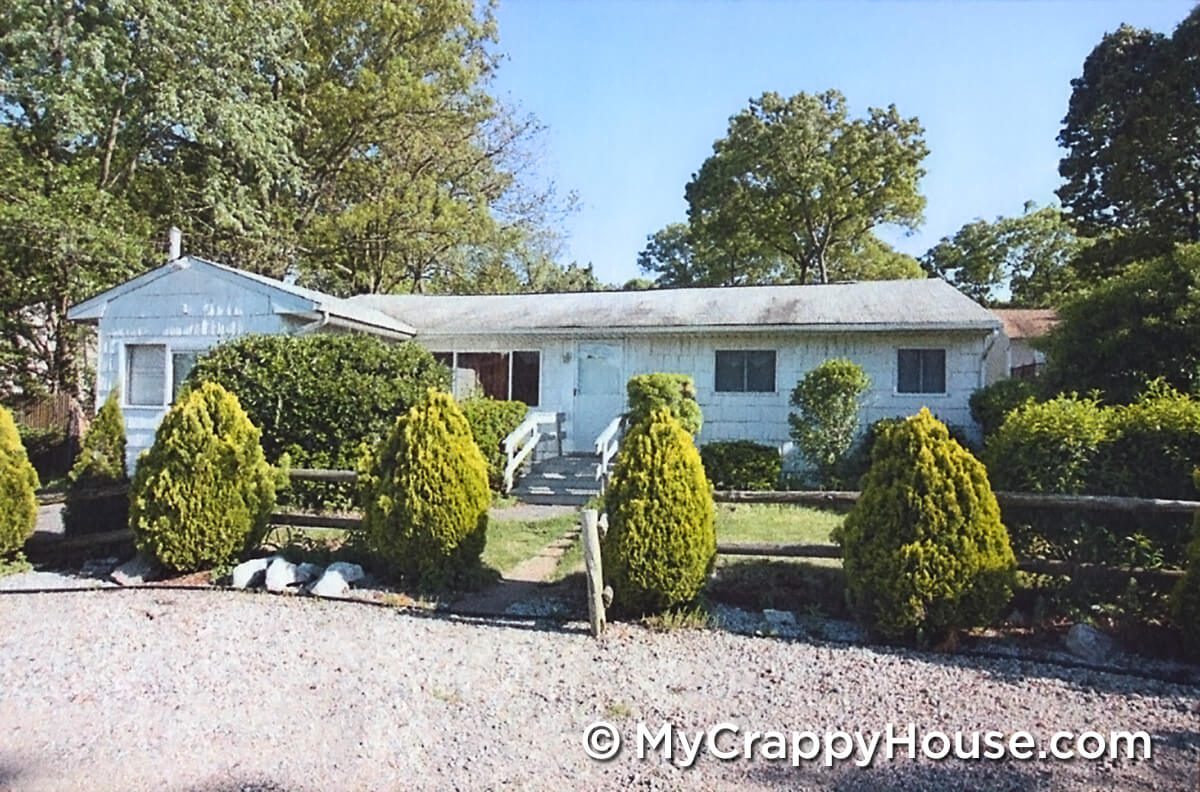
[0,589,1196,791]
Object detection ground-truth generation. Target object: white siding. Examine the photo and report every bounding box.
[93,266,311,471]
[421,328,994,454]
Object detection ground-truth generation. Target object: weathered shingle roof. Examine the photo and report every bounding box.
[991,308,1059,340]
[349,278,1001,336]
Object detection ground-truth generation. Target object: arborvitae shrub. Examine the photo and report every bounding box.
[788,358,870,486]
[602,407,716,615]
[700,440,781,490]
[969,378,1039,439]
[0,406,39,556]
[129,382,276,572]
[836,408,1016,642]
[188,334,448,510]
[63,389,128,534]
[1171,469,1200,658]
[359,390,490,588]
[460,397,528,490]
[626,373,702,436]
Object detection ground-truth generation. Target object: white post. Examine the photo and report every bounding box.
[582,508,606,637]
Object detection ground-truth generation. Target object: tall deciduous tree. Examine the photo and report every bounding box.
[1057,7,1200,276]
[680,90,928,285]
[921,203,1085,307]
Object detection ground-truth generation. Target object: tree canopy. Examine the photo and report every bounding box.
[639,90,927,287]
[0,0,577,399]
[1057,6,1200,277]
[921,203,1085,307]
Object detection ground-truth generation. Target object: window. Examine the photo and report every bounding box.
[438,350,541,406]
[715,350,776,393]
[126,344,167,406]
[897,349,946,394]
[171,351,201,402]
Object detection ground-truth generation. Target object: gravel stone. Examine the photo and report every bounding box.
[0,588,1195,791]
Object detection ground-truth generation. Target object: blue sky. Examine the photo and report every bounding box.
[491,0,1195,285]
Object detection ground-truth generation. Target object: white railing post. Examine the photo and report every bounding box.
[593,413,627,490]
[501,410,562,493]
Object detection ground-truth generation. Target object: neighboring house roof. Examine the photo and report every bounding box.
[991,308,1059,341]
[349,278,1002,337]
[67,256,417,338]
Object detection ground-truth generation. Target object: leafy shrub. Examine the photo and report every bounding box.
[969,378,1038,439]
[358,390,490,588]
[602,407,716,616]
[188,334,448,510]
[835,409,1016,642]
[1171,469,1200,658]
[460,397,528,490]
[63,389,127,535]
[129,382,276,572]
[0,406,39,556]
[788,359,869,487]
[626,373,702,436]
[985,394,1114,495]
[700,440,781,490]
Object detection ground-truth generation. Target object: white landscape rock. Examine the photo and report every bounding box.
[309,569,351,598]
[109,553,159,586]
[763,608,797,628]
[1064,623,1117,664]
[325,562,364,583]
[230,557,272,589]
[265,557,301,593]
[296,563,323,584]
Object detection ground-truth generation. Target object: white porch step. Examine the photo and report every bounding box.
[511,454,602,506]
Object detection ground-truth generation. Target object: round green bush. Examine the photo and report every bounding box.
[788,358,870,487]
[129,382,276,572]
[64,388,128,535]
[700,440,781,490]
[188,334,449,510]
[627,373,702,436]
[0,405,39,556]
[359,389,490,588]
[969,378,1038,439]
[602,407,716,616]
[836,408,1016,642]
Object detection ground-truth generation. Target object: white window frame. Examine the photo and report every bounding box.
[122,342,205,408]
[895,347,948,396]
[713,349,778,394]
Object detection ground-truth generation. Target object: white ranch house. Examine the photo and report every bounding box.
[68,253,1005,484]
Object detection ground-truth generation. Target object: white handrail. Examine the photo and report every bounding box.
[502,410,561,493]
[593,413,628,489]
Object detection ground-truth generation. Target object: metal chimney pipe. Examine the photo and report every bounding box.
[168,226,182,262]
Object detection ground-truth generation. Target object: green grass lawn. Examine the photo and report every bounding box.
[482,513,578,574]
[715,503,842,545]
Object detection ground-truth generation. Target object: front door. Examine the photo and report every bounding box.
[573,341,624,453]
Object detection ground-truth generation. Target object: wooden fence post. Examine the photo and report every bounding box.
[582,508,606,637]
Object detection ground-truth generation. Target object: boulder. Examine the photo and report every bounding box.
[110,552,159,586]
[325,561,365,583]
[309,568,350,598]
[1064,623,1116,664]
[265,557,300,593]
[296,563,323,584]
[763,608,796,628]
[231,557,272,589]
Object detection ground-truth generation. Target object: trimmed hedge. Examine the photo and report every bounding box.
[985,384,1200,565]
[602,407,716,616]
[836,408,1016,642]
[700,440,781,490]
[358,390,490,588]
[627,373,702,436]
[969,378,1038,439]
[460,397,528,491]
[63,389,128,535]
[0,406,39,556]
[187,334,448,510]
[129,382,276,572]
